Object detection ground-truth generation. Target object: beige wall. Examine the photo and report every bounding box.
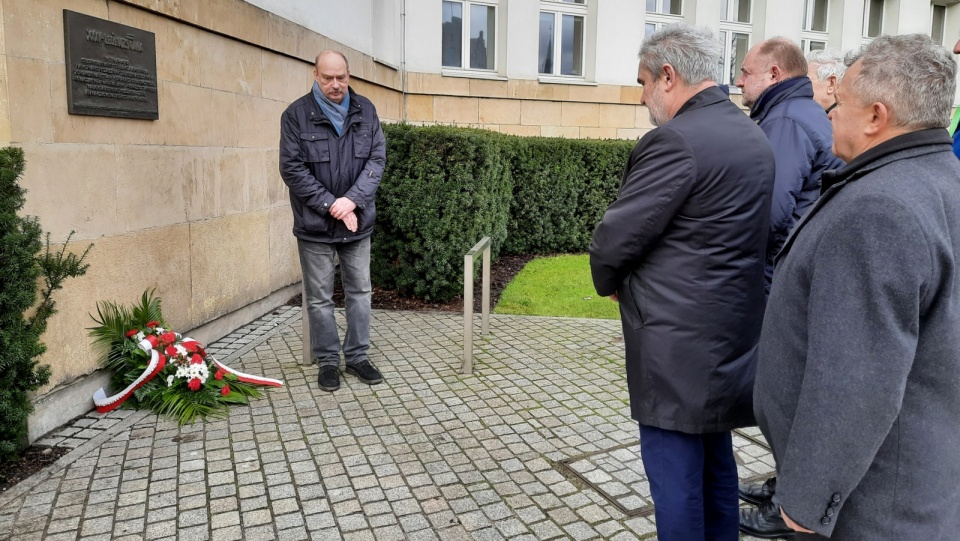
[3,0,653,425]
[1,0,401,399]
[402,73,654,139]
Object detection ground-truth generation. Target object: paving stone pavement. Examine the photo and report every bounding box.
[0,307,780,540]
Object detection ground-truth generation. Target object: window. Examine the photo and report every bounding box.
[801,39,827,53]
[803,0,828,32]
[932,3,946,46]
[718,31,750,86]
[719,0,751,85]
[801,0,828,54]
[539,1,587,77]
[645,0,682,42]
[442,1,497,71]
[862,0,884,38]
[722,0,751,23]
[647,0,681,15]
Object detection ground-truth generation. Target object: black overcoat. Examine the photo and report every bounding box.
[590,86,775,433]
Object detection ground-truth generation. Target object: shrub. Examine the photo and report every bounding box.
[0,147,90,460]
[373,124,512,301]
[373,124,634,302]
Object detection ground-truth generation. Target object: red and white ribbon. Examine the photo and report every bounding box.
[93,349,166,413]
[92,335,284,413]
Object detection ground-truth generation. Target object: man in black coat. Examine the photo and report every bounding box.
[755,34,960,541]
[590,24,775,541]
[279,51,386,392]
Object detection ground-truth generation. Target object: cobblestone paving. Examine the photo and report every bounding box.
[0,308,778,540]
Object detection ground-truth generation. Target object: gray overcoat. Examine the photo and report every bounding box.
[590,86,775,433]
[756,129,960,540]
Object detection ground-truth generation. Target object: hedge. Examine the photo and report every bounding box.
[372,123,635,302]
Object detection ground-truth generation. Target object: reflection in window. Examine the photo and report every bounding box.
[718,30,750,85]
[442,1,463,68]
[442,1,497,71]
[539,6,585,77]
[469,4,495,69]
[647,0,681,15]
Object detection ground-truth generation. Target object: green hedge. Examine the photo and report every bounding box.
[373,123,634,301]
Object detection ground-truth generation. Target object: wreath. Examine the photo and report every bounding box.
[88,291,282,424]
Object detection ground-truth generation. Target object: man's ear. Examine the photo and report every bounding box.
[865,101,889,136]
[662,64,678,91]
[826,75,839,96]
[770,65,783,83]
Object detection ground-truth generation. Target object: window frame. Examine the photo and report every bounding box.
[718,29,751,87]
[441,0,500,73]
[646,0,682,16]
[862,0,885,39]
[931,3,947,46]
[800,0,829,53]
[721,0,752,24]
[538,1,589,79]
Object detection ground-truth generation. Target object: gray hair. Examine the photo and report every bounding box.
[845,34,956,129]
[638,24,721,85]
[806,49,846,82]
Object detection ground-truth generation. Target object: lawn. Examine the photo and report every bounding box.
[494,254,621,320]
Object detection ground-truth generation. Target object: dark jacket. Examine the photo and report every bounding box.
[279,88,386,243]
[750,77,843,291]
[756,129,960,540]
[590,86,775,433]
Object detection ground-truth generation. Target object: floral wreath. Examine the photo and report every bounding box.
[89,291,282,424]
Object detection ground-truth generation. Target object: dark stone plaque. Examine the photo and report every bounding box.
[63,10,159,120]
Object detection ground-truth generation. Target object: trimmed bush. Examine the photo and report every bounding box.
[373,123,635,302]
[373,124,512,301]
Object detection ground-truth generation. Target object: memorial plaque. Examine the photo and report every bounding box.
[63,10,159,120]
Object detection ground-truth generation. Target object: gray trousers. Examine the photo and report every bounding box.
[297,237,371,367]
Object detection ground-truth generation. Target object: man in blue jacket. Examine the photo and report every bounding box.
[279,51,387,392]
[736,38,844,295]
[735,38,844,538]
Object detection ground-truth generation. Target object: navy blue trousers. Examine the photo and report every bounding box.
[639,424,739,541]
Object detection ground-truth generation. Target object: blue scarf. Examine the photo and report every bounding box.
[312,81,350,136]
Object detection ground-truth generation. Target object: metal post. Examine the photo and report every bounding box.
[301,284,312,366]
[462,237,491,375]
[463,253,475,374]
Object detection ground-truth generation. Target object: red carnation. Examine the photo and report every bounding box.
[215,369,225,381]
[182,341,198,353]
[190,354,203,365]
[125,329,139,338]
[145,334,159,348]
[164,346,178,357]
[146,321,159,328]
[188,378,202,391]
[221,385,230,397]
[160,331,176,345]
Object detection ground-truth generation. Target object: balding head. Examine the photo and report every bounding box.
[735,38,807,108]
[313,50,350,103]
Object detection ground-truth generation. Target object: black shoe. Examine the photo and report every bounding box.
[739,501,796,539]
[345,359,383,385]
[317,365,340,392]
[740,476,777,505]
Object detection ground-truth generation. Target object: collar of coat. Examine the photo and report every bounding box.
[673,85,735,118]
[774,127,952,266]
[821,128,953,193]
[749,76,813,122]
[307,87,364,130]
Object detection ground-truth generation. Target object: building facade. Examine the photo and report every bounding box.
[6,0,959,440]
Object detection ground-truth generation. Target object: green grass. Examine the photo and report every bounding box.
[494,254,621,320]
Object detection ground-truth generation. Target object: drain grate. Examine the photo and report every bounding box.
[555,429,776,517]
